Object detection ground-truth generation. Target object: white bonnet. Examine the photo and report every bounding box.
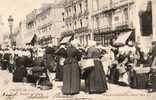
[71,39,80,47]
[88,40,96,47]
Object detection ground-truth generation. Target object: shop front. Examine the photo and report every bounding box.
[94,29,135,46]
[94,32,118,46]
[37,34,59,47]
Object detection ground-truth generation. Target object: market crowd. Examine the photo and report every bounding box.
[0,39,156,95]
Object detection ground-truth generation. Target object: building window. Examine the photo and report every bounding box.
[96,17,99,28]
[66,9,68,16]
[62,12,64,16]
[85,0,88,9]
[74,21,77,29]
[124,8,128,23]
[114,16,119,21]
[69,7,71,13]
[62,12,65,21]
[80,19,83,27]
[49,26,51,31]
[75,21,77,25]
[79,3,82,12]
[74,5,76,13]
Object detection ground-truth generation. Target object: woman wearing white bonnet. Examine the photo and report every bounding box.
[70,39,80,48]
[48,43,53,48]
[88,40,96,48]
[62,39,82,95]
[85,40,108,94]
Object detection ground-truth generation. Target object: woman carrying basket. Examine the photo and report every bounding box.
[84,40,108,94]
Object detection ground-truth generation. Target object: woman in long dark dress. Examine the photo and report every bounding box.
[85,41,108,94]
[13,56,27,82]
[62,40,81,95]
[44,46,57,72]
[55,45,67,81]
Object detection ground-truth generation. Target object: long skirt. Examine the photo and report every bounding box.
[46,55,56,72]
[129,71,148,89]
[109,67,120,84]
[62,62,80,95]
[55,65,63,81]
[13,66,27,82]
[85,60,108,94]
[1,60,8,70]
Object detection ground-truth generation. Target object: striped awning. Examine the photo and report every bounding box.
[60,36,72,44]
[114,31,132,46]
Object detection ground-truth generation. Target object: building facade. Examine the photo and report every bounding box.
[0,15,4,45]
[36,3,64,46]
[23,3,64,47]
[90,0,135,46]
[152,0,156,42]
[15,20,28,47]
[62,0,91,46]
[62,0,136,46]
[25,9,38,45]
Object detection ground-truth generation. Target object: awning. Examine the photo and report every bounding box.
[24,34,36,45]
[114,31,132,46]
[60,36,72,44]
[24,35,34,44]
[37,34,52,40]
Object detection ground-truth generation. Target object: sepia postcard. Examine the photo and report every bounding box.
[0,0,155,100]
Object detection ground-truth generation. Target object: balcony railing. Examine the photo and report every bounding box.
[112,0,134,8]
[73,13,77,20]
[64,16,73,22]
[92,4,116,17]
[62,30,74,36]
[92,0,134,17]
[112,21,131,31]
[99,26,111,33]
[74,27,89,33]
[93,26,111,33]
[93,21,132,34]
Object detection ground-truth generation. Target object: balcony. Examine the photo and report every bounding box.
[93,26,111,34]
[37,16,53,28]
[92,5,113,17]
[64,15,73,22]
[73,13,77,20]
[61,30,74,37]
[64,0,73,8]
[78,9,89,18]
[112,0,134,8]
[93,21,133,34]
[74,27,89,33]
[92,0,134,17]
[99,26,111,33]
[112,21,132,31]
[92,6,108,16]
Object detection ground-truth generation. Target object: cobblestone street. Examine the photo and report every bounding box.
[0,70,155,100]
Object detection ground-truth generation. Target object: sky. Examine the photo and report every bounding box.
[0,0,60,43]
[0,0,57,32]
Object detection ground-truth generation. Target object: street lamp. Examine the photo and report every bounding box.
[8,15,14,47]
